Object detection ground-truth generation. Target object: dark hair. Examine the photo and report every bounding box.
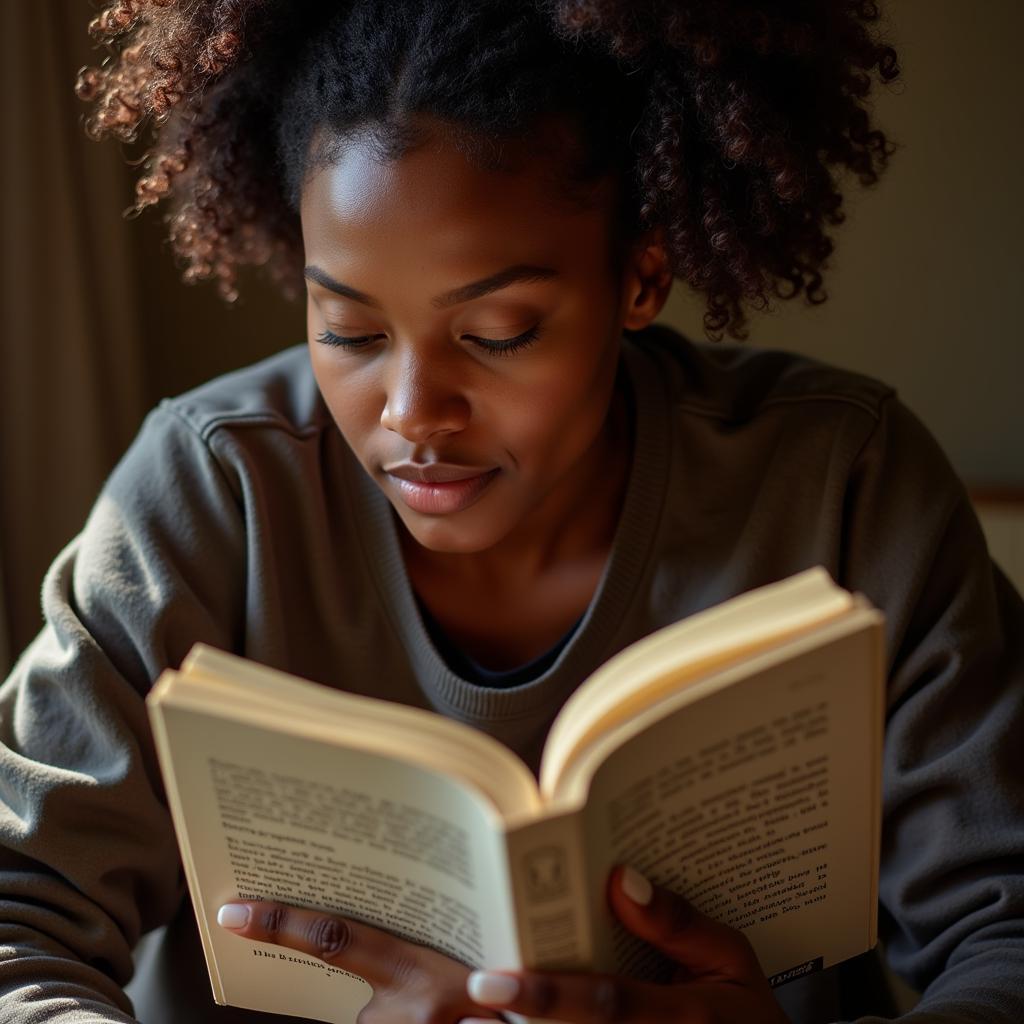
[76,0,900,340]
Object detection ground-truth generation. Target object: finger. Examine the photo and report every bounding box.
[217,900,420,988]
[467,968,688,1024]
[607,866,764,983]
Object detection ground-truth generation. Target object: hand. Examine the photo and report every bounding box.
[463,865,791,1024]
[218,864,791,1024]
[216,899,501,1024]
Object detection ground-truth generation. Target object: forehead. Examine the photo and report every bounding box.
[299,123,616,270]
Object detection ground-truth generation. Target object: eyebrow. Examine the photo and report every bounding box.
[303,263,559,310]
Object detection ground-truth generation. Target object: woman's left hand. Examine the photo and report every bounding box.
[464,865,791,1024]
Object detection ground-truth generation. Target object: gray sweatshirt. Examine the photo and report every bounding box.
[1,325,1022,1024]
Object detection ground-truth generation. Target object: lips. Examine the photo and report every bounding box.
[382,461,500,515]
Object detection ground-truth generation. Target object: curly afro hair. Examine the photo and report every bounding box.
[76,0,900,341]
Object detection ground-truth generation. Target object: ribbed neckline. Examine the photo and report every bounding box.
[347,334,671,724]
[415,591,584,688]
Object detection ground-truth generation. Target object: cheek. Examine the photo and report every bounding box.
[308,345,381,443]
[497,341,619,467]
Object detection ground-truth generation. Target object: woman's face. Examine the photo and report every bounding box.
[300,120,664,556]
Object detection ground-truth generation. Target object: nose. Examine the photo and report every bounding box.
[379,345,471,443]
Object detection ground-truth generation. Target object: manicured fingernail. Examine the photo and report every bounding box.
[217,904,250,929]
[620,865,653,906]
[467,970,520,1005]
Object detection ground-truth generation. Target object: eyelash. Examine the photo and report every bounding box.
[314,325,541,357]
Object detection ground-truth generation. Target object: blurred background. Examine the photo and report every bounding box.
[1,0,1021,674]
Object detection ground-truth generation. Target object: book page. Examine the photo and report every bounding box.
[150,699,523,1024]
[570,616,883,986]
[182,645,541,822]
[540,568,853,794]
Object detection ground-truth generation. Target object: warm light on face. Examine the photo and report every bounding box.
[299,124,631,557]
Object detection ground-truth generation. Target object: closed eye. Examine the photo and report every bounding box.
[314,330,379,349]
[314,325,541,357]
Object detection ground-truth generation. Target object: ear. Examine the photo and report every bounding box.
[620,226,673,331]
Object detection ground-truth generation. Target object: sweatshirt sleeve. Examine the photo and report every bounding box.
[837,392,1024,1023]
[0,405,246,1022]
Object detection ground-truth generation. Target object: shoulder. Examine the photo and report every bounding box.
[100,344,335,522]
[73,347,335,615]
[626,323,895,427]
[623,323,973,596]
[157,343,330,442]
[626,322,972,516]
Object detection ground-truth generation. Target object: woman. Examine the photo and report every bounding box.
[0,1,1020,1022]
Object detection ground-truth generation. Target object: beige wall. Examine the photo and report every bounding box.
[660,0,1024,487]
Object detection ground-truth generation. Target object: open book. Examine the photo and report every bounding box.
[146,566,885,1023]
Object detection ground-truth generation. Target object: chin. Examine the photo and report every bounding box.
[397,511,506,555]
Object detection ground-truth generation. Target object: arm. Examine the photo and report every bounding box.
[835,393,1024,1022]
[0,406,245,1021]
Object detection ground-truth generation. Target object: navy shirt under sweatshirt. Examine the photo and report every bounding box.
[0,324,1022,1024]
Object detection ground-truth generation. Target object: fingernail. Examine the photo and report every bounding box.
[217,904,251,929]
[467,970,520,1005]
[620,865,653,906]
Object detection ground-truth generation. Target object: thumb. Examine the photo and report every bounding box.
[607,865,765,984]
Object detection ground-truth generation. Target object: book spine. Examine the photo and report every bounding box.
[504,809,592,971]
